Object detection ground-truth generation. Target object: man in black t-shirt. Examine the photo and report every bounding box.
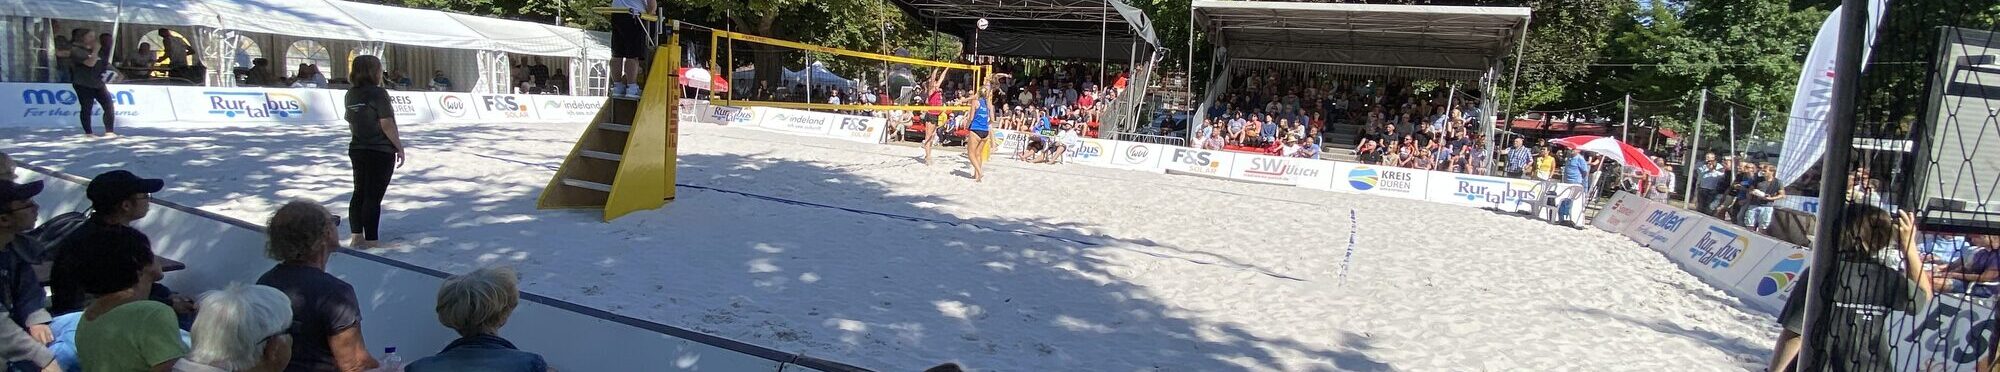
[527,57,550,94]
[67,28,114,137]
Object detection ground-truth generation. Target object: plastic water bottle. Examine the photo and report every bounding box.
[381,347,405,372]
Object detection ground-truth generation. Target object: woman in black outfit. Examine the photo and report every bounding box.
[343,55,404,248]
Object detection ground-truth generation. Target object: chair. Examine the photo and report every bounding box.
[1522,179,1583,224]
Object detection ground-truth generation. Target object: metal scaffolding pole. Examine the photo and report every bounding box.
[1797,0,1870,366]
[1622,94,1631,140]
[1684,89,1706,206]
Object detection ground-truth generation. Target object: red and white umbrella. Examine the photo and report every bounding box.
[1549,135,1663,177]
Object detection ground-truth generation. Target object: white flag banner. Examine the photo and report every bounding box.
[1775,0,1889,186]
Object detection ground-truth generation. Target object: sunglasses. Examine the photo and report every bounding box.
[330,214,343,227]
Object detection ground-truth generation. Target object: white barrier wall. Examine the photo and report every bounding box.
[1590,191,1998,370]
[732,107,886,144]
[0,83,606,127]
[15,166,847,372]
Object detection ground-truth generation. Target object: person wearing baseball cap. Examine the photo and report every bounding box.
[0,180,58,372]
[49,170,165,316]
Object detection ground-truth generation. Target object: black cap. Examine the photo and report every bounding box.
[86,170,164,207]
[0,180,43,205]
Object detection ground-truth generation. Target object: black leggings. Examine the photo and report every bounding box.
[73,85,115,134]
[349,149,395,241]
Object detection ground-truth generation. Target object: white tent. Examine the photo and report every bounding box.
[1,0,613,94]
[331,1,489,51]
[0,0,217,29]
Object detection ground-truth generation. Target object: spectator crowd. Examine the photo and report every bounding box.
[0,151,550,372]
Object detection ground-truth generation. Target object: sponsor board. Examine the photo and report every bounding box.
[171,86,339,123]
[1658,217,1792,290]
[531,95,607,122]
[426,93,479,122]
[1226,154,1330,187]
[1621,201,1701,250]
[826,115,886,144]
[1160,147,1232,177]
[1886,294,1998,371]
[473,95,539,121]
[1062,138,1114,167]
[1425,173,1545,211]
[988,129,1032,157]
[0,83,178,127]
[709,106,755,126]
[1328,162,1428,200]
[744,107,888,144]
[384,91,435,123]
[1592,192,1653,234]
[757,107,835,135]
[1108,141,1165,172]
[1728,245,1808,311]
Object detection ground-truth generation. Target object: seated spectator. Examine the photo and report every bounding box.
[548,69,569,95]
[256,200,379,372]
[243,58,277,87]
[179,284,292,372]
[50,170,176,316]
[429,71,453,92]
[73,226,187,371]
[387,69,412,90]
[1932,235,2000,297]
[407,267,547,372]
[125,43,157,69]
[0,181,56,372]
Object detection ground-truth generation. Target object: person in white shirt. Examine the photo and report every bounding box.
[1050,125,1081,163]
[1649,157,1676,201]
[1696,153,1728,213]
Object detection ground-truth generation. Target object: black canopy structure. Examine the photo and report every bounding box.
[1194,1,1530,78]
[889,0,1159,62]
[1191,1,1532,153]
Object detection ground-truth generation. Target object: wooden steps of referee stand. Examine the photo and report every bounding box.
[536,37,681,222]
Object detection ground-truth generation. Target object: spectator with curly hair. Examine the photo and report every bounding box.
[255,201,379,372]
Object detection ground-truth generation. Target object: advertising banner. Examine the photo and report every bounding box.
[988,130,1032,158]
[385,91,436,124]
[824,115,887,144]
[1726,244,1810,312]
[1886,294,1997,371]
[1593,192,1654,234]
[1108,141,1166,172]
[168,86,341,124]
[1660,217,1789,289]
[755,107,836,136]
[748,107,886,144]
[426,93,480,123]
[709,106,755,126]
[531,95,606,123]
[1328,163,1429,200]
[1226,153,1331,187]
[1425,173,1546,211]
[1159,147,1233,178]
[470,94,540,122]
[1620,200,1704,251]
[0,83,178,127]
[1062,138,1116,167]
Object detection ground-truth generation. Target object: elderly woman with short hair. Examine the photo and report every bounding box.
[408,266,547,372]
[254,200,378,372]
[176,284,292,372]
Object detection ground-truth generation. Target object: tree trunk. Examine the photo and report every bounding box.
[745,13,786,100]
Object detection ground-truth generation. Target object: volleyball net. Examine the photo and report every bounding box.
[703,29,989,114]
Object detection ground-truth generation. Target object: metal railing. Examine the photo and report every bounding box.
[1111,131,1188,147]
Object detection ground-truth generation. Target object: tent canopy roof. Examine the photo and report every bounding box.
[1194,1,1530,73]
[0,0,607,59]
[890,0,1158,61]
